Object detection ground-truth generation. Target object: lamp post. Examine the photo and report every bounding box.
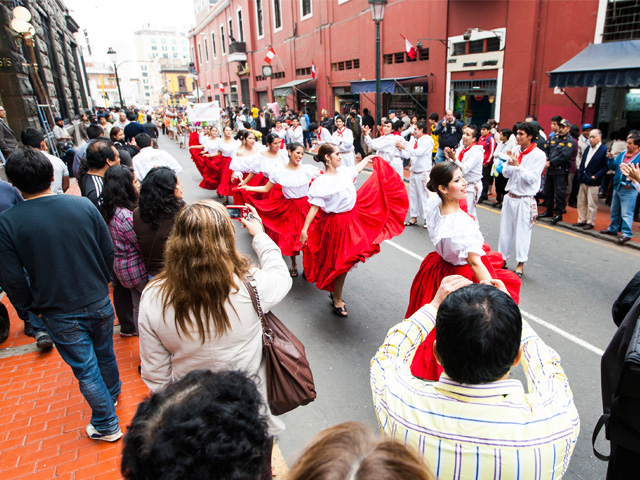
[369,0,387,129]
[107,47,124,107]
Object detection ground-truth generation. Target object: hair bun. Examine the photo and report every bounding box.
[426,180,436,192]
[313,154,321,163]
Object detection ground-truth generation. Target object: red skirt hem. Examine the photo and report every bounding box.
[217,156,235,196]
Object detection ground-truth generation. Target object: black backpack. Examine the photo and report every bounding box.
[593,271,640,479]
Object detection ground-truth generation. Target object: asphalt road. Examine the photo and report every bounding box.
[165,134,634,480]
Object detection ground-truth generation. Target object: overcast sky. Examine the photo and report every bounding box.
[64,0,196,66]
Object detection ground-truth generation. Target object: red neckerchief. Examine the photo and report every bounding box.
[336,127,345,137]
[275,126,282,131]
[317,126,322,136]
[413,139,418,149]
[393,131,401,136]
[458,142,476,161]
[518,142,536,164]
[292,125,300,132]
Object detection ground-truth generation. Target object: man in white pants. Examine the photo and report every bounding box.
[362,120,404,177]
[498,121,547,277]
[396,121,434,227]
[445,124,484,223]
[332,116,355,167]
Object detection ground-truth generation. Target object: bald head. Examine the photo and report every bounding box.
[588,129,602,148]
[445,109,454,122]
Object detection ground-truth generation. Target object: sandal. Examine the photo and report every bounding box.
[423,223,428,229]
[405,220,418,226]
[289,268,298,278]
[515,270,523,278]
[332,304,348,317]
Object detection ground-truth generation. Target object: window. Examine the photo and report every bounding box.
[256,0,264,38]
[383,54,393,64]
[353,59,360,68]
[301,0,312,19]
[142,72,148,77]
[151,45,157,51]
[453,42,466,56]
[198,43,202,63]
[220,25,226,54]
[173,53,179,58]
[191,46,195,62]
[211,32,217,58]
[141,65,147,71]
[273,71,285,79]
[163,53,168,58]
[228,19,234,42]
[204,38,209,62]
[143,79,149,84]
[345,60,352,69]
[162,46,168,51]
[486,37,500,52]
[394,52,405,63]
[418,48,429,61]
[338,61,345,70]
[178,76,186,88]
[273,0,282,31]
[469,39,483,54]
[237,9,244,42]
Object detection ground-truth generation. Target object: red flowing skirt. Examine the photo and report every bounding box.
[232,173,271,205]
[188,133,220,190]
[406,245,521,381]
[217,156,235,196]
[302,157,408,292]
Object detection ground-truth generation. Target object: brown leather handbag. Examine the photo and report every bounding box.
[242,276,316,415]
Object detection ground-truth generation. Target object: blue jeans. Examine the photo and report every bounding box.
[40,296,121,434]
[607,187,637,237]
[435,148,446,164]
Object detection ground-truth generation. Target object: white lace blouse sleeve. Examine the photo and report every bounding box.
[446,216,486,262]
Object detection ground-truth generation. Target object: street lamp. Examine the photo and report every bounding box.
[107,47,125,107]
[369,0,387,128]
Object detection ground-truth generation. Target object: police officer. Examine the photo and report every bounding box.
[539,119,574,224]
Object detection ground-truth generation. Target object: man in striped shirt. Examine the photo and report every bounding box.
[371,276,580,479]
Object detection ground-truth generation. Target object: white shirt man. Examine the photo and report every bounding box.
[271,121,286,149]
[332,117,355,167]
[363,121,403,177]
[112,113,129,131]
[132,146,183,181]
[447,126,484,222]
[396,122,434,226]
[285,119,304,145]
[314,124,332,146]
[498,122,547,275]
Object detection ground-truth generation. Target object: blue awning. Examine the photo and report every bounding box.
[548,40,640,88]
[350,76,428,94]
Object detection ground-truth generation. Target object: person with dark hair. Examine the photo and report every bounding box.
[0,148,122,441]
[0,106,18,175]
[434,109,463,164]
[601,133,640,244]
[123,112,146,143]
[443,124,484,223]
[235,132,287,200]
[497,122,547,277]
[362,120,404,177]
[131,133,182,181]
[548,115,562,140]
[309,122,332,150]
[478,122,497,203]
[287,422,433,480]
[109,126,136,167]
[98,115,112,138]
[284,116,304,147]
[101,165,146,333]
[80,138,121,207]
[395,121,434,227]
[331,116,356,167]
[216,125,242,204]
[21,127,69,193]
[143,114,158,140]
[256,109,271,145]
[113,111,129,131]
[122,370,271,480]
[270,118,287,148]
[133,167,186,277]
[300,144,408,317]
[372,276,579,479]
[72,123,105,177]
[491,127,516,207]
[540,119,575,224]
[427,113,440,161]
[240,143,322,276]
[361,107,375,131]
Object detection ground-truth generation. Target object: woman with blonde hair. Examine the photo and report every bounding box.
[137,200,292,480]
[287,422,434,480]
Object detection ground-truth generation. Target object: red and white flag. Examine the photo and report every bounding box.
[400,33,416,60]
[264,46,276,64]
[311,62,316,80]
[219,83,225,93]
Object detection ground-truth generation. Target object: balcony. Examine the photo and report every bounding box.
[228,41,247,63]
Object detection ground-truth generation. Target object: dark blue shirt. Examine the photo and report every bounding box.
[0,180,23,214]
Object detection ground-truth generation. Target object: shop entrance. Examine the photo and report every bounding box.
[450,79,497,126]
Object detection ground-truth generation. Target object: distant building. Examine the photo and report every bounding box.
[85,61,118,108]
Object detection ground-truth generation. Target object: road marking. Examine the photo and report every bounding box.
[382,240,604,357]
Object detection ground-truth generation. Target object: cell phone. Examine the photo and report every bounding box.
[226,205,249,219]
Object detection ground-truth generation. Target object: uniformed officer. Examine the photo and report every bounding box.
[539,119,574,224]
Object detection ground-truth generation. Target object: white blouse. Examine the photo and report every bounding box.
[307,166,358,213]
[250,150,288,179]
[230,150,263,174]
[201,137,219,153]
[270,164,321,199]
[218,139,241,157]
[424,195,485,266]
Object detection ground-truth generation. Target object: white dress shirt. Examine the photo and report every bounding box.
[502,145,547,196]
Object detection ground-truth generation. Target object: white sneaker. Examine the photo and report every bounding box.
[86,424,123,442]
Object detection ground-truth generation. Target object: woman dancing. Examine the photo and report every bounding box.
[189,126,221,190]
[229,130,266,205]
[240,142,321,277]
[216,125,241,205]
[300,143,408,317]
[406,161,521,380]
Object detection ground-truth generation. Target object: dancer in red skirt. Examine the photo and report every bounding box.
[216,125,241,205]
[229,130,266,206]
[300,143,409,317]
[406,161,521,380]
[197,126,223,190]
[238,133,288,193]
[240,142,321,277]
[188,127,207,180]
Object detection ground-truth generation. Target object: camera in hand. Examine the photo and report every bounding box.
[226,205,250,219]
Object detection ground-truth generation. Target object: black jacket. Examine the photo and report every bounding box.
[545,133,574,173]
[434,119,463,149]
[578,143,609,186]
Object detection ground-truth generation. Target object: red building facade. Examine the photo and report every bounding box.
[188,0,602,130]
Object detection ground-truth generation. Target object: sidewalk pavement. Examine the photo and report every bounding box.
[0,173,288,479]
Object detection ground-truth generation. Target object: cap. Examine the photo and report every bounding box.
[581,123,593,130]
[387,109,395,114]
[54,116,63,122]
[559,119,570,128]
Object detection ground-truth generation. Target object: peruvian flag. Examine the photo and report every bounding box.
[264,46,276,64]
[400,33,416,60]
[311,62,316,80]
[219,83,225,93]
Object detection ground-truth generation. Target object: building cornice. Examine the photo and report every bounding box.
[188,0,231,38]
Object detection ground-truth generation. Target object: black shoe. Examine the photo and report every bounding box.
[493,202,502,209]
[600,229,618,236]
[568,203,577,208]
[538,211,553,219]
[562,209,567,214]
[551,214,562,224]
[24,321,35,338]
[572,222,587,227]
[478,196,488,204]
[583,224,594,230]
[35,333,53,349]
[617,236,631,245]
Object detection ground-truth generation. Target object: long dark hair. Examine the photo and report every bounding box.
[427,161,461,198]
[139,167,185,226]
[100,165,138,223]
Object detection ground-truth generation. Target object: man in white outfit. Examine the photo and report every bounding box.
[132,133,183,181]
[498,121,547,277]
[445,124,484,223]
[332,116,355,167]
[271,119,286,149]
[309,122,332,150]
[396,121,434,227]
[285,117,304,145]
[362,120,404,177]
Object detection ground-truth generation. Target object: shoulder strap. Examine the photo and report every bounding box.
[592,414,611,461]
[241,275,273,343]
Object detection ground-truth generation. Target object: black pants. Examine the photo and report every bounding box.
[544,172,567,214]
[481,164,493,198]
[354,137,365,158]
[495,173,508,203]
[568,172,580,206]
[112,272,135,334]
